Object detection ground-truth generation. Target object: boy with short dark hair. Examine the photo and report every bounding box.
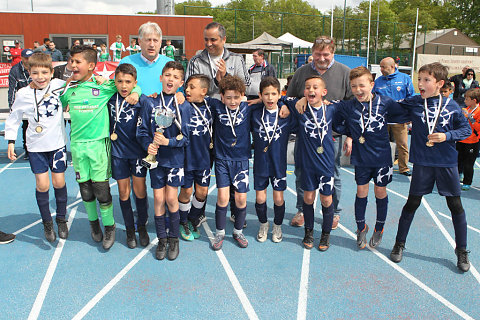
[251,76,295,243]
[336,66,406,249]
[390,62,472,272]
[108,63,150,248]
[110,35,125,62]
[136,61,190,261]
[440,81,454,99]
[5,52,68,243]
[60,45,141,250]
[178,74,213,241]
[457,88,480,190]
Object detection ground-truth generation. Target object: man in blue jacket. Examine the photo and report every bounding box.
[373,57,415,176]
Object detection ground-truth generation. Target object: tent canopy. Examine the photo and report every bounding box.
[278,32,313,48]
[242,32,292,47]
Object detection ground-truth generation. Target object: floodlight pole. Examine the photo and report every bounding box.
[411,8,419,80]
[366,0,372,67]
[342,0,346,53]
[31,0,34,11]
[331,1,334,38]
[374,0,380,64]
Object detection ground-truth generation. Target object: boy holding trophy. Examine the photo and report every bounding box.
[136,61,190,261]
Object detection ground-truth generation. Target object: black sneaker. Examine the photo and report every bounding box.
[137,225,150,247]
[0,231,15,244]
[89,219,103,242]
[156,238,168,260]
[43,221,56,243]
[318,232,330,251]
[126,228,137,249]
[455,248,471,272]
[390,241,405,263]
[167,237,180,260]
[400,171,412,177]
[56,217,68,239]
[103,224,116,250]
[303,228,314,249]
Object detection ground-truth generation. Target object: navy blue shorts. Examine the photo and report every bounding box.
[355,165,393,187]
[254,174,287,191]
[29,146,67,174]
[150,166,184,189]
[183,168,211,188]
[215,159,249,193]
[409,165,461,197]
[301,168,333,195]
[111,156,147,180]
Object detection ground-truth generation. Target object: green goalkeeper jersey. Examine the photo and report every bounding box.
[60,79,141,143]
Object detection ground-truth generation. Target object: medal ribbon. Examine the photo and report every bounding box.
[307,102,326,147]
[112,93,128,134]
[424,95,449,135]
[225,105,240,140]
[191,99,213,141]
[260,107,279,150]
[160,92,181,131]
[33,84,51,123]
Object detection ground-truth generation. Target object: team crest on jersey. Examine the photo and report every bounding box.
[137,116,142,127]
[397,86,401,91]
[92,88,100,96]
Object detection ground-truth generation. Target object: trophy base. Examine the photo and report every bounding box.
[141,158,158,170]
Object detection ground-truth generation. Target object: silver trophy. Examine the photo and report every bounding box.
[142,107,175,169]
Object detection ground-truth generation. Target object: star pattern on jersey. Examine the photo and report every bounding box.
[303,111,330,142]
[52,147,67,170]
[254,116,284,142]
[319,177,334,192]
[218,108,245,127]
[110,102,136,124]
[376,166,393,184]
[188,111,211,136]
[167,168,184,182]
[38,95,61,118]
[354,107,386,133]
[272,176,287,188]
[201,169,212,184]
[421,105,454,129]
[232,169,249,190]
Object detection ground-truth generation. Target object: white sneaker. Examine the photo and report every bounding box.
[257,222,269,242]
[272,224,283,243]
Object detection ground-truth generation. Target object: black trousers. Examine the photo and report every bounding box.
[457,141,479,185]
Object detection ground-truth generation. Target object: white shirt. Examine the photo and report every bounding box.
[140,52,160,65]
[5,78,67,152]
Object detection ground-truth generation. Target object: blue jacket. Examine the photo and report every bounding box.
[8,62,30,108]
[373,69,415,102]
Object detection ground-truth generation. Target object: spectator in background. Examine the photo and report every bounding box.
[99,43,110,62]
[246,49,277,100]
[179,54,188,71]
[10,41,23,66]
[110,35,125,62]
[281,74,293,96]
[373,56,415,176]
[92,44,101,61]
[305,55,313,65]
[33,41,41,51]
[162,39,176,59]
[126,38,141,55]
[458,68,479,106]
[53,57,74,81]
[450,65,470,104]
[8,49,33,159]
[66,39,81,61]
[46,41,63,62]
[395,56,400,65]
[33,38,50,52]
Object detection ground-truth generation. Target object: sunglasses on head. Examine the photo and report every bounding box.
[315,38,333,44]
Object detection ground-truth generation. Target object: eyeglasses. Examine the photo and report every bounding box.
[315,38,333,44]
[467,73,474,76]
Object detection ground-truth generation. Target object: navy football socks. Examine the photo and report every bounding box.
[273,202,285,226]
[36,190,52,222]
[255,202,268,224]
[354,196,367,231]
[234,206,247,231]
[302,202,314,230]
[120,198,134,229]
[135,196,148,226]
[54,185,67,219]
[215,204,228,231]
[154,215,167,239]
[168,210,180,238]
[321,203,334,234]
[375,196,388,231]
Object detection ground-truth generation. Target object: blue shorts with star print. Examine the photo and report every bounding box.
[29,146,67,174]
[301,168,333,195]
[150,166,184,189]
[111,156,147,180]
[215,159,250,193]
[183,168,211,189]
[355,165,393,187]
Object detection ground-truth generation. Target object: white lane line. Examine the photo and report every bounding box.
[419,197,480,285]
[2,166,31,170]
[13,182,117,236]
[71,238,158,320]
[285,186,316,320]
[202,184,259,320]
[475,160,480,168]
[28,206,78,320]
[336,222,474,320]
[0,151,25,174]
[471,186,480,191]
[437,211,480,235]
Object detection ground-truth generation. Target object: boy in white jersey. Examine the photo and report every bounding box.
[5,52,68,243]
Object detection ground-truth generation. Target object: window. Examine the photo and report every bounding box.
[0,35,24,63]
[50,34,108,58]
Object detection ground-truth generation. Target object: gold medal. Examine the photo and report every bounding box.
[35,126,43,133]
[359,136,366,144]
[209,142,214,150]
[176,134,183,141]
[426,140,434,147]
[231,140,237,147]
[43,93,50,99]
[110,132,118,141]
[317,146,324,154]
[263,146,268,153]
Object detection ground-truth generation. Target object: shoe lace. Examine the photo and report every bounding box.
[214,234,224,243]
[458,250,470,264]
[320,233,329,244]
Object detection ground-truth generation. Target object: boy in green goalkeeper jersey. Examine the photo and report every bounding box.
[60,45,141,250]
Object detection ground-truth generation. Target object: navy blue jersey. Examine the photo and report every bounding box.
[400,95,471,167]
[285,98,343,177]
[251,103,296,178]
[136,93,190,168]
[185,100,213,171]
[108,93,148,159]
[334,94,407,167]
[208,98,257,161]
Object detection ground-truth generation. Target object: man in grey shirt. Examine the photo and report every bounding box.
[287,36,353,230]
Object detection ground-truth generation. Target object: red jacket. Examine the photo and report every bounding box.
[460,103,480,144]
